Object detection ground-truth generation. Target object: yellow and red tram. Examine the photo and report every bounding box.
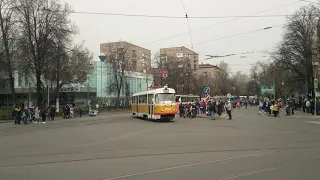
[131,86,178,121]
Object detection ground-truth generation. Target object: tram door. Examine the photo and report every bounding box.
[148,94,153,118]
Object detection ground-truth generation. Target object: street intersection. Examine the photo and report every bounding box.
[0,108,320,180]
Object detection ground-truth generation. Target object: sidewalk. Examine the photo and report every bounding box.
[259,108,320,118]
[0,110,131,124]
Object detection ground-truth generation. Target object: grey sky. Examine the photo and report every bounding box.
[66,0,310,73]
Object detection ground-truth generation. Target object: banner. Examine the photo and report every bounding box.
[260,85,275,96]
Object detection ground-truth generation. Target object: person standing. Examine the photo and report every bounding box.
[34,106,40,123]
[179,103,184,117]
[208,101,215,120]
[79,106,83,117]
[14,105,21,124]
[40,106,47,124]
[49,106,56,121]
[226,101,233,120]
[195,101,200,115]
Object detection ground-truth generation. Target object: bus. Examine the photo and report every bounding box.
[175,94,201,105]
[132,86,178,121]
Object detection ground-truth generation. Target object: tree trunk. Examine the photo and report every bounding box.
[116,88,121,108]
[36,70,42,106]
[8,69,16,104]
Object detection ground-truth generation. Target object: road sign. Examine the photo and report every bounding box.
[227,93,231,98]
[314,79,318,88]
[203,87,210,93]
[157,72,162,77]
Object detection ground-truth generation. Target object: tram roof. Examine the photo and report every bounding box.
[132,87,176,96]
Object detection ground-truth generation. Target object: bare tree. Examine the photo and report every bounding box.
[14,0,74,105]
[230,71,248,96]
[53,43,93,90]
[274,4,320,93]
[215,61,232,95]
[104,42,134,108]
[0,0,17,103]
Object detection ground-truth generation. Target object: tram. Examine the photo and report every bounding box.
[175,94,201,105]
[131,86,178,121]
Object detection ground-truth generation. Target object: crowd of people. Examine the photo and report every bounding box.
[12,102,57,124]
[12,102,89,125]
[259,98,296,117]
[178,100,233,120]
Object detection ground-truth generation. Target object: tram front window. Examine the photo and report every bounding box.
[155,93,175,103]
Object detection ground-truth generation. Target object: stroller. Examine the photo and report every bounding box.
[89,109,98,117]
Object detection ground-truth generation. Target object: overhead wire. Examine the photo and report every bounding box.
[189,24,283,47]
[71,11,298,19]
[180,0,194,49]
[201,50,270,61]
[300,0,320,4]
[141,0,303,45]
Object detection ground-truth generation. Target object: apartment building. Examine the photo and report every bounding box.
[100,41,151,73]
[160,46,199,70]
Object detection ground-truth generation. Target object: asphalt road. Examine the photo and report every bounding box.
[1,108,320,180]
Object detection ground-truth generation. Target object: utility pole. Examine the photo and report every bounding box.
[87,74,90,103]
[56,39,61,112]
[28,83,31,108]
[47,82,50,107]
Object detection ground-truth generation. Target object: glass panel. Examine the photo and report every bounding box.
[155,93,175,103]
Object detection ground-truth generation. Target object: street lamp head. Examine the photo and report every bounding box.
[98,53,106,62]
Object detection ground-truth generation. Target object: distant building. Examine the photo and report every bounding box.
[100,41,151,73]
[160,46,199,70]
[197,63,221,78]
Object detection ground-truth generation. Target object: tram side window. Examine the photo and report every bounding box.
[140,95,147,104]
[176,96,180,103]
[147,94,153,104]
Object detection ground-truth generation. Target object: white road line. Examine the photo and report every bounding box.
[101,151,275,180]
[305,121,320,124]
[212,157,320,180]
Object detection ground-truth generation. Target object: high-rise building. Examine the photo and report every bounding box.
[160,46,199,70]
[100,41,151,73]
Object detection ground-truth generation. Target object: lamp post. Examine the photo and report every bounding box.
[313,62,319,115]
[98,53,106,98]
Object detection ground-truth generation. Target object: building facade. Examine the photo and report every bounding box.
[0,70,96,106]
[160,46,199,70]
[197,63,221,78]
[92,61,154,106]
[100,41,151,73]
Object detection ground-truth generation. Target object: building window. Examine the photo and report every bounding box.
[18,71,22,87]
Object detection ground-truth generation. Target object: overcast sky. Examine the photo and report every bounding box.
[65,0,311,73]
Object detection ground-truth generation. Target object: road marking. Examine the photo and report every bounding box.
[211,157,320,180]
[101,151,275,180]
[305,121,320,125]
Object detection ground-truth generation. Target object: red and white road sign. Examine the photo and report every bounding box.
[205,94,209,107]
